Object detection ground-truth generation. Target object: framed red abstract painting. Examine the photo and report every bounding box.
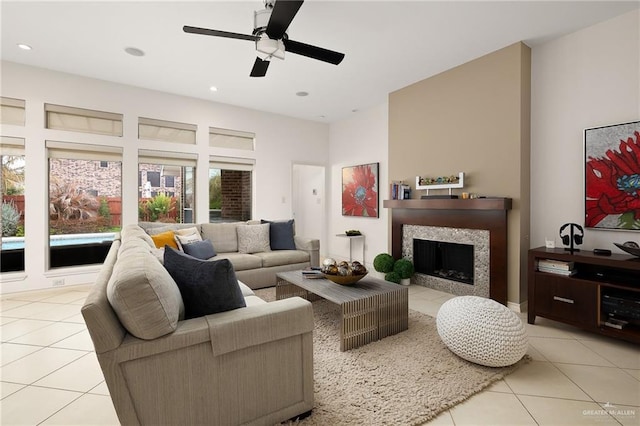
[585,120,640,230]
[342,162,379,217]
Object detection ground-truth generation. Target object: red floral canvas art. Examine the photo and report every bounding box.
[585,121,640,230]
[342,163,379,217]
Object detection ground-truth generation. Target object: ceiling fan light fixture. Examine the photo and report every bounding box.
[256,36,284,60]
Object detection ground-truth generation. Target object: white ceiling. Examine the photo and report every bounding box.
[2,1,638,123]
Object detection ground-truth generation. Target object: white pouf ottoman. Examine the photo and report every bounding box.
[436,296,528,367]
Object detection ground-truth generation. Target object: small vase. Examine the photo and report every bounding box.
[400,278,410,286]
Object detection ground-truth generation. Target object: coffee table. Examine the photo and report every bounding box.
[276,271,409,351]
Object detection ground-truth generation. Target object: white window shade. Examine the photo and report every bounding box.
[45,104,123,136]
[0,97,26,126]
[0,136,25,156]
[139,149,198,167]
[46,140,123,161]
[209,155,255,171]
[139,117,197,144]
[209,127,255,151]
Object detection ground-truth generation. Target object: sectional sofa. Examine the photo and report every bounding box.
[81,224,315,425]
[139,220,320,289]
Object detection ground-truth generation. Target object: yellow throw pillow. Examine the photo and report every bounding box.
[151,230,178,249]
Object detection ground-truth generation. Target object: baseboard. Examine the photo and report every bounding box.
[508,300,527,313]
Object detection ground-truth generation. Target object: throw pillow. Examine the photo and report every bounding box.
[150,230,178,249]
[175,232,202,250]
[163,247,246,319]
[262,219,296,250]
[174,227,202,250]
[236,223,271,254]
[182,239,217,260]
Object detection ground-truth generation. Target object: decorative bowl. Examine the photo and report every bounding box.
[324,272,368,285]
[613,241,640,257]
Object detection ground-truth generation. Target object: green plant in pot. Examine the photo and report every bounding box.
[394,258,415,285]
[373,253,395,274]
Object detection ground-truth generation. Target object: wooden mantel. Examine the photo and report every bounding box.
[383,198,512,211]
[383,197,512,305]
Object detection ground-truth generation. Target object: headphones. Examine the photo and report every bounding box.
[559,223,584,246]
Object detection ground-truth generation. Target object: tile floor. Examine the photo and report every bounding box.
[1,284,638,425]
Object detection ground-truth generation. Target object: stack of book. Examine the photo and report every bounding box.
[390,181,411,200]
[302,268,324,279]
[537,259,576,276]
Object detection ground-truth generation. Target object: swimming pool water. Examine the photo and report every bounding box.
[1,233,116,250]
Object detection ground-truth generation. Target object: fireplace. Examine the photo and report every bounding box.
[414,239,474,285]
[383,198,511,305]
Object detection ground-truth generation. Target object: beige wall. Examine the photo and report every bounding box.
[388,42,531,304]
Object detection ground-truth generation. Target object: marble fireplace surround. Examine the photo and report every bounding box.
[403,225,490,298]
[383,198,512,305]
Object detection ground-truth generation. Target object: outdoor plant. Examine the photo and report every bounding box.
[49,181,99,222]
[393,258,415,279]
[1,201,21,237]
[373,253,395,273]
[139,192,176,222]
[98,197,111,221]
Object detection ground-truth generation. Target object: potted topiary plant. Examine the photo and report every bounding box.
[384,270,402,284]
[393,258,415,285]
[373,253,395,279]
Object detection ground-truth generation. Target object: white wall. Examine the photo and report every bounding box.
[0,61,329,293]
[328,102,389,270]
[531,10,640,252]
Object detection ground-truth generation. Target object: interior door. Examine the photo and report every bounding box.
[292,164,325,256]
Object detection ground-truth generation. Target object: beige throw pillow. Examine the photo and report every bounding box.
[174,227,202,250]
[237,223,271,254]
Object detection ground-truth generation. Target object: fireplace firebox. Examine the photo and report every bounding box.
[414,239,474,285]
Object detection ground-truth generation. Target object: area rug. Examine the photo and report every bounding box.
[254,287,529,426]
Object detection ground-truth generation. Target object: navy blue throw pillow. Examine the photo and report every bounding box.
[261,219,296,250]
[182,239,216,260]
[163,246,246,319]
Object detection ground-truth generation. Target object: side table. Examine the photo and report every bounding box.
[336,234,365,263]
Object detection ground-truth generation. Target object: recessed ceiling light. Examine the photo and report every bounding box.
[17,43,32,50]
[296,91,309,97]
[209,86,218,92]
[124,47,145,57]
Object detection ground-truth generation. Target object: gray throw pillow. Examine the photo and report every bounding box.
[163,246,246,319]
[262,219,296,250]
[182,239,216,260]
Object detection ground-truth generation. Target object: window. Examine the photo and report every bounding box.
[0,97,26,126]
[1,137,25,273]
[47,141,122,269]
[100,161,108,168]
[139,150,196,224]
[147,171,161,187]
[209,156,254,222]
[209,127,255,151]
[139,117,197,144]
[45,104,123,136]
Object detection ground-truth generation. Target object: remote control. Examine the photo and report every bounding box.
[593,248,612,256]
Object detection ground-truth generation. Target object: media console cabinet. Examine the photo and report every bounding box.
[528,247,640,344]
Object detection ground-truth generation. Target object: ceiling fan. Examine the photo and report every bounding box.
[183,0,345,77]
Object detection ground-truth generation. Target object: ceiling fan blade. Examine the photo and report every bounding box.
[266,0,304,39]
[183,25,257,41]
[250,57,270,77]
[283,39,345,65]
